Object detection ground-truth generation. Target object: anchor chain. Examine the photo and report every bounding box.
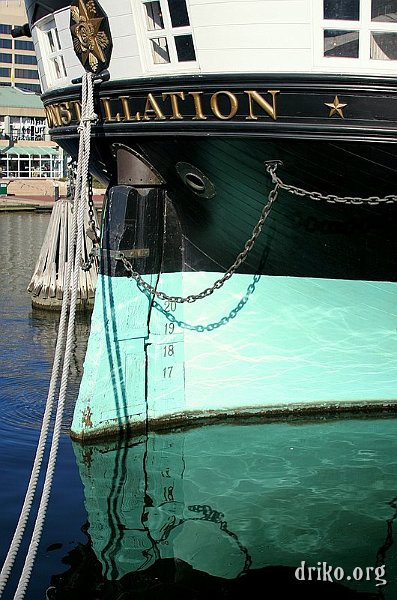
[81,173,100,271]
[119,162,280,304]
[87,174,96,230]
[267,160,397,205]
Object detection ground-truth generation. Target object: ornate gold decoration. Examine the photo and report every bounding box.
[324,96,347,118]
[70,0,110,72]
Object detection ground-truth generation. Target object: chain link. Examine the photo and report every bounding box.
[119,163,280,304]
[266,163,397,206]
[88,173,95,226]
[81,173,100,272]
[89,159,397,299]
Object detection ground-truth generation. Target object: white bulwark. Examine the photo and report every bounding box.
[31,0,397,93]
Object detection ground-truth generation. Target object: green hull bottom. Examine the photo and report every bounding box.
[71,272,397,440]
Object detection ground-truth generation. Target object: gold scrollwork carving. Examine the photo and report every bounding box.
[70,0,111,72]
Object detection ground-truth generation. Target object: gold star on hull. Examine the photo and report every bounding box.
[324,95,347,118]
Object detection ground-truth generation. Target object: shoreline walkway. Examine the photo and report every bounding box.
[0,194,104,212]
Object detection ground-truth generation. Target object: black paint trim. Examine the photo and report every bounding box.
[42,73,397,143]
[43,72,397,102]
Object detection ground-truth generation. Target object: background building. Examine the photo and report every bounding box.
[0,86,62,179]
[0,0,65,186]
[0,0,40,93]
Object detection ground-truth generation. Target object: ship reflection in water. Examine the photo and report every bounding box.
[48,419,396,599]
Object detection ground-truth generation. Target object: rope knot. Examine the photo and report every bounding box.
[82,112,98,123]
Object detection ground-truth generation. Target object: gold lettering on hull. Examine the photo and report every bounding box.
[58,102,73,125]
[143,93,166,120]
[162,91,185,120]
[119,96,131,121]
[45,104,62,127]
[189,91,207,120]
[210,91,238,120]
[45,89,281,127]
[101,97,121,122]
[245,90,279,121]
[71,100,82,121]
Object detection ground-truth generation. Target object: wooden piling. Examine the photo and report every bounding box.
[27,197,99,311]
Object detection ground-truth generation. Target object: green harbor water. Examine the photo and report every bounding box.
[0,212,396,599]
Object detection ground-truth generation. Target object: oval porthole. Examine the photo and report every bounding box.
[185,172,206,193]
[176,162,216,199]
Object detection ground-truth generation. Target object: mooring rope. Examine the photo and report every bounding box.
[0,71,95,599]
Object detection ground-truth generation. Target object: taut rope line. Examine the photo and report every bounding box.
[0,71,95,599]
